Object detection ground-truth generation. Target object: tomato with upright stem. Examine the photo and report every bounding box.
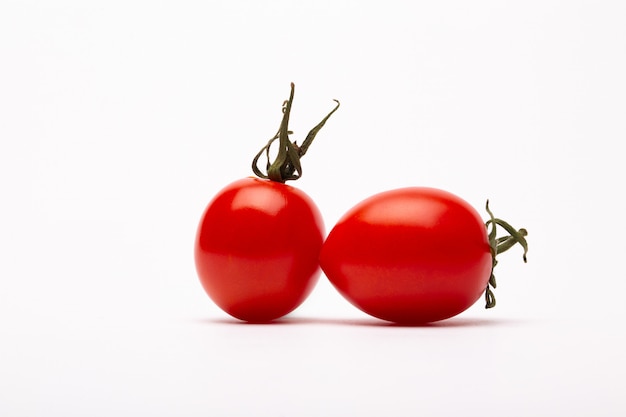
[194,83,339,322]
[319,187,528,324]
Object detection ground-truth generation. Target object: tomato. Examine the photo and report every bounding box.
[195,177,324,322]
[320,187,526,324]
[194,83,339,322]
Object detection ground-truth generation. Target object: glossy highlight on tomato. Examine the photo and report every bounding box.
[319,187,494,324]
[195,177,324,322]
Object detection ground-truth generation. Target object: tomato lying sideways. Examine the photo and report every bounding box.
[319,187,527,324]
[195,83,339,322]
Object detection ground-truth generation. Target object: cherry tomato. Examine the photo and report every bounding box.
[193,84,339,322]
[195,177,324,322]
[320,187,496,324]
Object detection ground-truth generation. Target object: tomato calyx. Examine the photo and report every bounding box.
[484,200,529,308]
[252,82,340,183]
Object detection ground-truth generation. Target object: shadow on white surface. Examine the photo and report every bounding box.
[192,315,532,328]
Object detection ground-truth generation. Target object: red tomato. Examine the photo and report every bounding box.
[195,177,324,322]
[319,187,493,324]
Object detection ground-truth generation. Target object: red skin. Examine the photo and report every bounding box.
[320,187,492,324]
[195,177,324,322]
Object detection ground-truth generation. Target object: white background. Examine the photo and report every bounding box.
[1,1,625,416]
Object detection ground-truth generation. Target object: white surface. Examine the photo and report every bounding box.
[1,1,625,416]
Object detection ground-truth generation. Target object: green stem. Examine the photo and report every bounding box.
[252,83,340,183]
[484,200,528,308]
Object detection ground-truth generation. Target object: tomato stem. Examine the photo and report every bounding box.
[252,83,340,183]
[484,200,528,308]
